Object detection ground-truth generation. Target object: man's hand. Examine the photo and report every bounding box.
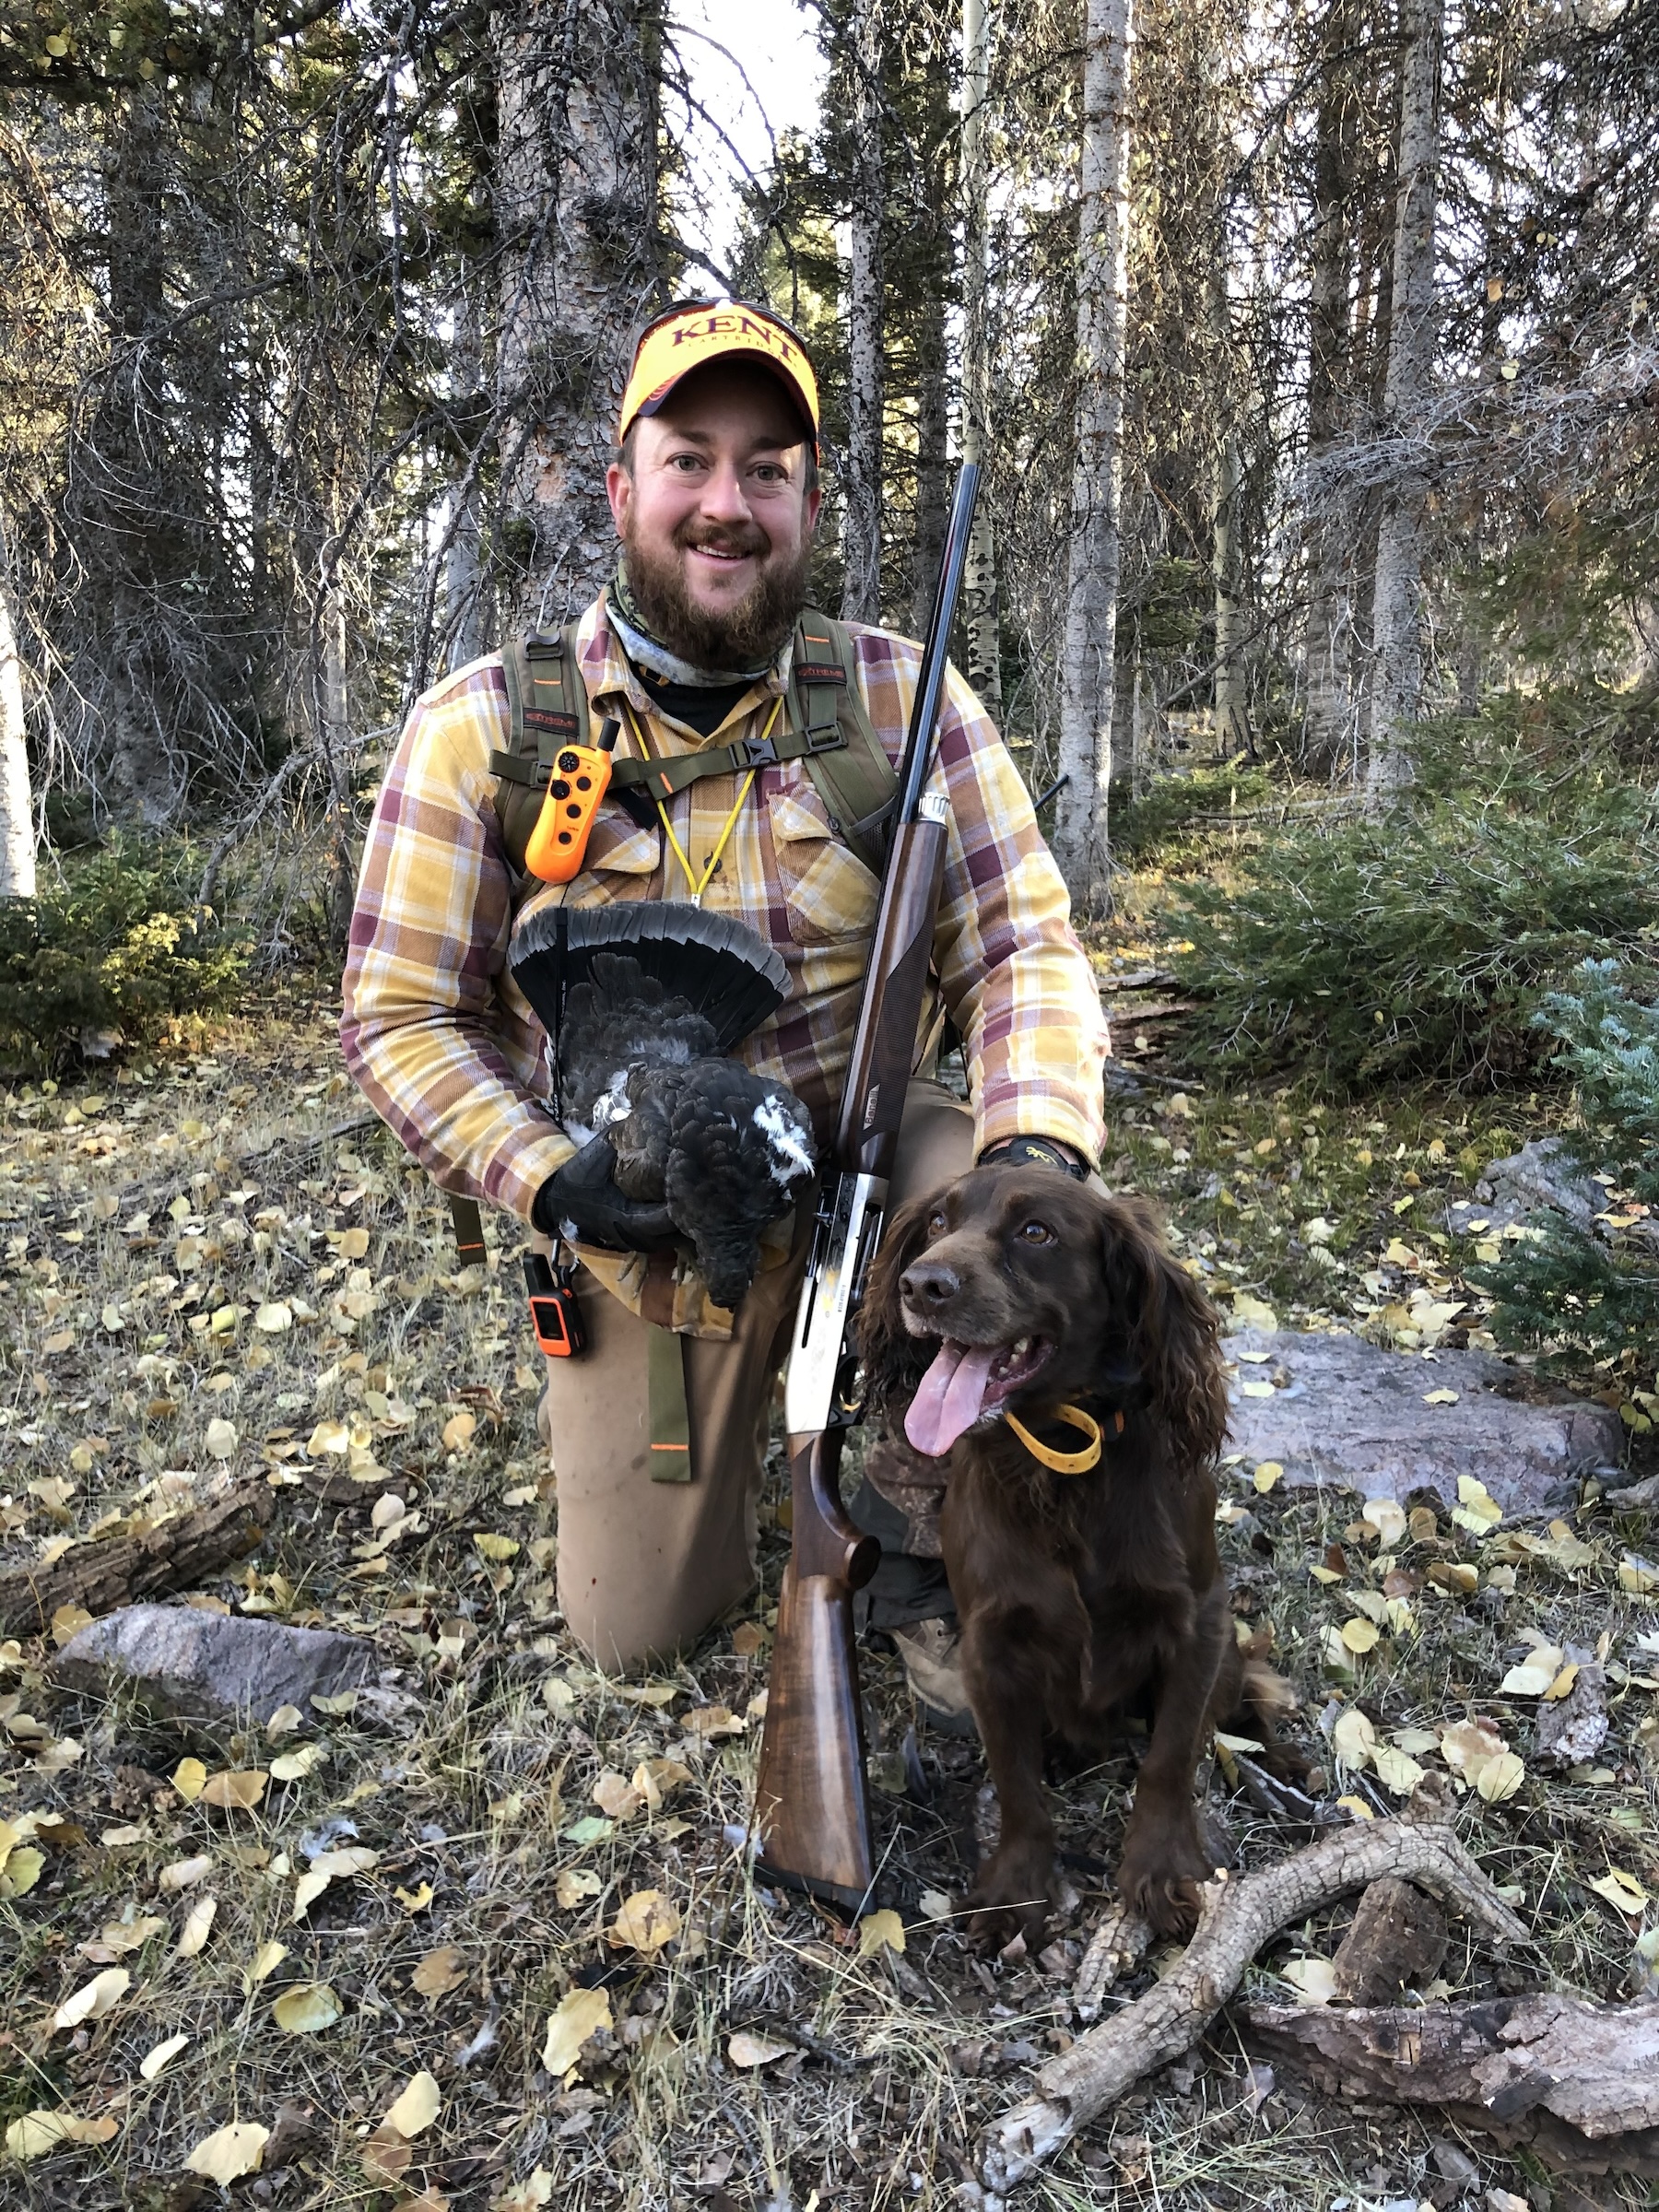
[532,1136,677,1252]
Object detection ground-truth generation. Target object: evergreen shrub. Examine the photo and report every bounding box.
[1113,762,1275,862]
[1167,776,1658,1090]
[1477,959,1659,1393]
[0,840,251,1074]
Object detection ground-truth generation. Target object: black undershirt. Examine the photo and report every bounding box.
[632,663,755,738]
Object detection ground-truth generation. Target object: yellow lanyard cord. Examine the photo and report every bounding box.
[623,695,782,906]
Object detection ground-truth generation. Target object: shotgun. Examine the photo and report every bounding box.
[753,462,981,1912]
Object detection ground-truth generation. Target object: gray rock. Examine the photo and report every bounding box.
[1468,1135,1600,1229]
[53,1604,374,1726]
[1225,1326,1621,1514]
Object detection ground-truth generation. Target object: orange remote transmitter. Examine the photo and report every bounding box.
[524,1253,585,1357]
[523,716,619,883]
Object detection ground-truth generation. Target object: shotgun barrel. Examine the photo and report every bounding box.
[752,464,981,1910]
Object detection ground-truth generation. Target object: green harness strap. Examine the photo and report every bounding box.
[645,1322,692,1482]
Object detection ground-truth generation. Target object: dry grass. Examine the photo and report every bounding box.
[1,976,1656,2211]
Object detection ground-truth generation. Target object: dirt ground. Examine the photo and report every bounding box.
[2,945,1656,2210]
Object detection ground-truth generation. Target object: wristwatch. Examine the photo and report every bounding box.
[978,1135,1091,1182]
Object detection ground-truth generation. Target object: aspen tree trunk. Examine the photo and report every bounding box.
[841,3,885,627]
[446,269,487,667]
[0,527,34,900]
[1208,273,1245,755]
[1303,0,1359,775]
[959,0,1001,707]
[911,282,950,640]
[1368,0,1442,795]
[494,0,661,630]
[1053,0,1134,912]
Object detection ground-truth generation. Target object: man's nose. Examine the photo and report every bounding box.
[900,1258,961,1310]
[699,460,754,525]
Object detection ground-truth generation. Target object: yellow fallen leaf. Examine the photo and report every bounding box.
[205,1418,238,1459]
[1281,1956,1338,2005]
[200,1769,268,1811]
[307,1418,351,1456]
[681,1704,745,1738]
[50,1603,93,1646]
[185,2121,269,2183]
[139,2031,190,2080]
[172,1757,208,1803]
[1440,1718,1508,1777]
[1330,1706,1376,1769]
[441,1411,477,1452]
[272,1982,342,2033]
[411,1946,466,2000]
[1308,1563,1342,1584]
[631,1757,692,1811]
[292,1869,333,1919]
[543,1985,611,2077]
[727,2030,794,2068]
[858,1907,907,1959]
[242,1940,288,1991]
[254,1301,293,1333]
[1500,1649,1563,1698]
[362,2123,410,2186]
[1543,1663,1580,1703]
[6,2110,121,2160]
[1252,1460,1284,1494]
[394,1881,434,1914]
[593,1771,645,1821]
[1618,1555,1659,1596]
[52,1966,129,2031]
[606,1888,680,1954]
[474,1531,519,1561]
[1371,1744,1425,1796]
[1339,1618,1381,1653]
[1360,1498,1408,1547]
[1589,1869,1650,1915]
[382,2071,441,2138]
[556,1867,606,1909]
[1475,1750,1526,1803]
[270,1744,325,1783]
[265,1704,304,1737]
[497,2171,555,2212]
[177,1894,217,1957]
[1,1845,44,1899]
[1335,1794,1375,1820]
[1428,1560,1479,1594]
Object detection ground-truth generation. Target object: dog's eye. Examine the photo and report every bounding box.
[926,1209,947,1238]
[1018,1219,1056,1246]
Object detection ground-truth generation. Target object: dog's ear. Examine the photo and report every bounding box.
[858,1191,941,1420]
[1100,1197,1229,1471]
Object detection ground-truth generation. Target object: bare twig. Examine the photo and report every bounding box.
[982,1820,1529,2193]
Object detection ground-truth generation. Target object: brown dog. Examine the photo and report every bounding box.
[862,1164,1297,1944]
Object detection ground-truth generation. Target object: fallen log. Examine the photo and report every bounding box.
[1242,1994,1659,2176]
[981,1820,1529,2194]
[0,1481,270,1639]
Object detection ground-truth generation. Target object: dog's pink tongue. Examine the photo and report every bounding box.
[904,1340,999,1457]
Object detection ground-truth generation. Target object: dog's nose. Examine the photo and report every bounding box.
[901,1259,960,1308]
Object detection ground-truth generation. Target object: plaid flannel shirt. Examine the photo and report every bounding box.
[341,594,1108,1329]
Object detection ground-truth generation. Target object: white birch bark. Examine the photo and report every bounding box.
[495,0,660,630]
[1367,0,1443,794]
[1052,0,1134,911]
[0,537,35,900]
[959,0,1001,707]
[841,3,885,627]
[1302,0,1360,775]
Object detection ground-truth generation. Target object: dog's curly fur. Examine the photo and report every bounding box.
[861,1165,1300,1946]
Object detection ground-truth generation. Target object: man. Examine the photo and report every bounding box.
[341,298,1107,1691]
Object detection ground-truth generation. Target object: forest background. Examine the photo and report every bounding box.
[0,2,1658,2206]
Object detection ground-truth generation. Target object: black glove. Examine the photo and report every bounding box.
[532,1135,677,1253]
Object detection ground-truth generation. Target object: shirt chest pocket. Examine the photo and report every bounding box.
[767,782,880,947]
[569,799,659,900]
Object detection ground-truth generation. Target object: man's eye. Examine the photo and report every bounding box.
[1018,1220,1056,1245]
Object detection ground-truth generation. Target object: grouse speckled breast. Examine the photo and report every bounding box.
[510,902,818,1312]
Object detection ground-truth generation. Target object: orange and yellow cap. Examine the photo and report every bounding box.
[618,298,819,451]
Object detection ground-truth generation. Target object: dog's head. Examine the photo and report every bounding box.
[860,1166,1229,1473]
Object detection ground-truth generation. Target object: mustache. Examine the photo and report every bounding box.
[674,519,771,559]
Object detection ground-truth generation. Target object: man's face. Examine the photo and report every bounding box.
[606,360,821,671]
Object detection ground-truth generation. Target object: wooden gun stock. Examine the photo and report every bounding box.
[752,1431,881,1909]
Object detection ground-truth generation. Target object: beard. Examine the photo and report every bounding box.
[620,513,812,673]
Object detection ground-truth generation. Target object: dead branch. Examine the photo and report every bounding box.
[1242,1995,1659,2176]
[981,1820,1529,2194]
[0,1480,269,1638]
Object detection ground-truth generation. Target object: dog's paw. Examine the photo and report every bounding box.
[1116,1822,1220,1940]
[964,1841,1053,1955]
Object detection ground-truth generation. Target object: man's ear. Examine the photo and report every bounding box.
[803,480,822,538]
[1100,1198,1229,1471]
[606,459,632,535]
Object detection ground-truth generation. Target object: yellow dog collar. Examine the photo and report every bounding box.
[1005,1403,1124,1474]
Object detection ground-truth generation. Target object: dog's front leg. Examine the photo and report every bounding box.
[959,1608,1055,1952]
[1115,1583,1230,1937]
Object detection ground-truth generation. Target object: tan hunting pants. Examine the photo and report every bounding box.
[537,1080,974,1668]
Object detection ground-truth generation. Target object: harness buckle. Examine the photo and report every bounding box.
[805,724,845,754]
[738,732,781,769]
